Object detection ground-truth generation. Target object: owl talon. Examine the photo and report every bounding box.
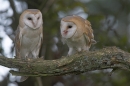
[21,58,27,61]
[77,51,82,54]
[27,58,31,61]
[40,56,44,59]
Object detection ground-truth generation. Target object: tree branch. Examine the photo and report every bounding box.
[0,46,130,77]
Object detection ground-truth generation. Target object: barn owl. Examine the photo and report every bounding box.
[15,9,43,81]
[60,15,96,56]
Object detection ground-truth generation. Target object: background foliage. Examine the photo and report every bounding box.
[0,0,130,86]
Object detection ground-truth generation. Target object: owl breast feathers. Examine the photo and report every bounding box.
[60,15,96,56]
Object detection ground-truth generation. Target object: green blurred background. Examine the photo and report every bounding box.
[0,0,130,86]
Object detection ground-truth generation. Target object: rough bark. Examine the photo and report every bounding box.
[0,46,130,77]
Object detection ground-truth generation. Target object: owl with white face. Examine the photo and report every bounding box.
[15,9,43,81]
[60,15,96,56]
[15,9,43,59]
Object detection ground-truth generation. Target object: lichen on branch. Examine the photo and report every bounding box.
[0,46,130,76]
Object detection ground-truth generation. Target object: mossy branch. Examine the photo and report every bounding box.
[0,46,130,77]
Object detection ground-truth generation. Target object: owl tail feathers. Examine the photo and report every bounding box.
[19,76,28,82]
[91,39,97,44]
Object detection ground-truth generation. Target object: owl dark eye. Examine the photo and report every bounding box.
[28,17,32,20]
[68,25,72,29]
[37,17,40,20]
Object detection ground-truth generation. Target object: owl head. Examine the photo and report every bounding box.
[19,9,43,29]
[60,15,93,39]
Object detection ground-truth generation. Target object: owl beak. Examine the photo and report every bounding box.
[63,30,68,34]
[32,21,36,27]
[32,20,37,28]
[34,23,37,27]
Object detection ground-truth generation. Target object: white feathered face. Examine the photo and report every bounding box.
[60,20,77,38]
[23,12,42,29]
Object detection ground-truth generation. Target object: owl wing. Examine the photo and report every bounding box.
[83,33,96,45]
[15,26,23,58]
[84,20,96,45]
[83,33,90,43]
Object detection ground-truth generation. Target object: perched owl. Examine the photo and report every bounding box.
[60,15,96,56]
[15,9,43,81]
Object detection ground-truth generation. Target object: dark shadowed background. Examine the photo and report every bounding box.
[0,0,130,86]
